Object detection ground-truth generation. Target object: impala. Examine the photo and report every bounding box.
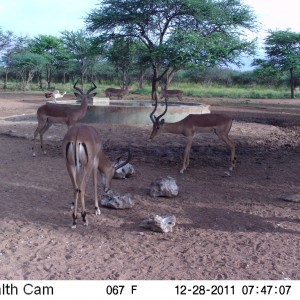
[160,83,183,101]
[149,100,236,173]
[32,80,96,157]
[104,86,129,99]
[62,124,131,228]
[45,90,67,102]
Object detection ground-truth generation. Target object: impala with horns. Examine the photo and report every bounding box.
[160,83,183,101]
[150,100,236,174]
[63,124,131,228]
[104,86,129,99]
[32,80,96,157]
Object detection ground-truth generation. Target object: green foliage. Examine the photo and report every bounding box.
[0,27,14,51]
[60,30,99,84]
[86,0,258,99]
[10,51,47,90]
[253,29,300,98]
[264,30,300,70]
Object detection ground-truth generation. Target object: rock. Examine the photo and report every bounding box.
[101,190,134,209]
[140,215,176,233]
[281,194,300,203]
[149,176,179,197]
[114,162,135,179]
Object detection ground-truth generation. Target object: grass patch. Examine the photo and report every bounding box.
[1,81,299,99]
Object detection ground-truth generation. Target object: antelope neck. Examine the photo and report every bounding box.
[162,121,184,134]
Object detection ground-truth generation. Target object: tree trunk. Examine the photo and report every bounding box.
[46,65,52,89]
[151,62,171,101]
[290,67,295,99]
[138,70,144,88]
[24,71,34,90]
[4,69,8,90]
[166,67,180,89]
[151,64,158,101]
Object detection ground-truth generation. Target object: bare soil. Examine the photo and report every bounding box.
[0,92,299,280]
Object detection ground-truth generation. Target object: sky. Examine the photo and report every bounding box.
[1,0,299,38]
[243,0,299,39]
[0,0,299,69]
[0,0,98,37]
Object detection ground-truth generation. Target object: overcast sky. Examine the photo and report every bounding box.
[1,0,299,37]
[0,0,299,69]
[0,0,97,37]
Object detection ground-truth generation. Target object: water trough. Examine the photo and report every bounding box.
[49,98,211,125]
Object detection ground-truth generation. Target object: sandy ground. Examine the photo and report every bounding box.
[0,92,299,280]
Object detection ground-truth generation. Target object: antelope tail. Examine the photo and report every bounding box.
[65,139,89,173]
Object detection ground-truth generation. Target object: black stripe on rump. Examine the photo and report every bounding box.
[65,142,71,162]
[82,142,89,163]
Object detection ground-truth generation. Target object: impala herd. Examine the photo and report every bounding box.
[33,81,236,228]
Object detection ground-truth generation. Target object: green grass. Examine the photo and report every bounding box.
[1,81,298,99]
[172,83,298,99]
[128,82,299,99]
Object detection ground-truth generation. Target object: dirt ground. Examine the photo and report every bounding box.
[0,92,299,280]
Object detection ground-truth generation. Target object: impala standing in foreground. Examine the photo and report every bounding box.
[160,83,183,101]
[150,100,236,174]
[32,80,96,156]
[63,124,131,228]
[104,86,129,99]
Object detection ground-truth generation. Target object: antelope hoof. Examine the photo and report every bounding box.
[95,208,101,216]
[32,153,36,157]
[71,224,77,229]
[83,220,89,226]
[179,169,185,174]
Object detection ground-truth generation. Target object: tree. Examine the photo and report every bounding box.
[254,30,300,99]
[29,35,66,89]
[1,35,30,89]
[61,30,99,86]
[0,27,15,52]
[10,52,47,90]
[106,38,134,86]
[85,0,257,100]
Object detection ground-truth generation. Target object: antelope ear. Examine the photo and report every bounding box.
[89,92,97,97]
[74,92,81,97]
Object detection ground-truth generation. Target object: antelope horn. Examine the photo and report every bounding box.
[115,140,132,171]
[156,99,168,121]
[87,81,97,94]
[150,98,158,123]
[73,79,83,94]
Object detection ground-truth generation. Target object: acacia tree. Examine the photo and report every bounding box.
[85,0,257,100]
[1,35,30,89]
[29,35,67,89]
[254,30,300,99]
[106,38,134,86]
[10,52,47,90]
[61,30,99,86]
[0,27,14,52]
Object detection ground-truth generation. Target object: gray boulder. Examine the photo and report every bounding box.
[140,215,176,233]
[101,190,134,209]
[149,176,179,197]
[281,194,300,203]
[114,162,135,179]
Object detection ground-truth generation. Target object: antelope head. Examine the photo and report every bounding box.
[149,99,168,140]
[73,79,97,100]
[100,141,132,192]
